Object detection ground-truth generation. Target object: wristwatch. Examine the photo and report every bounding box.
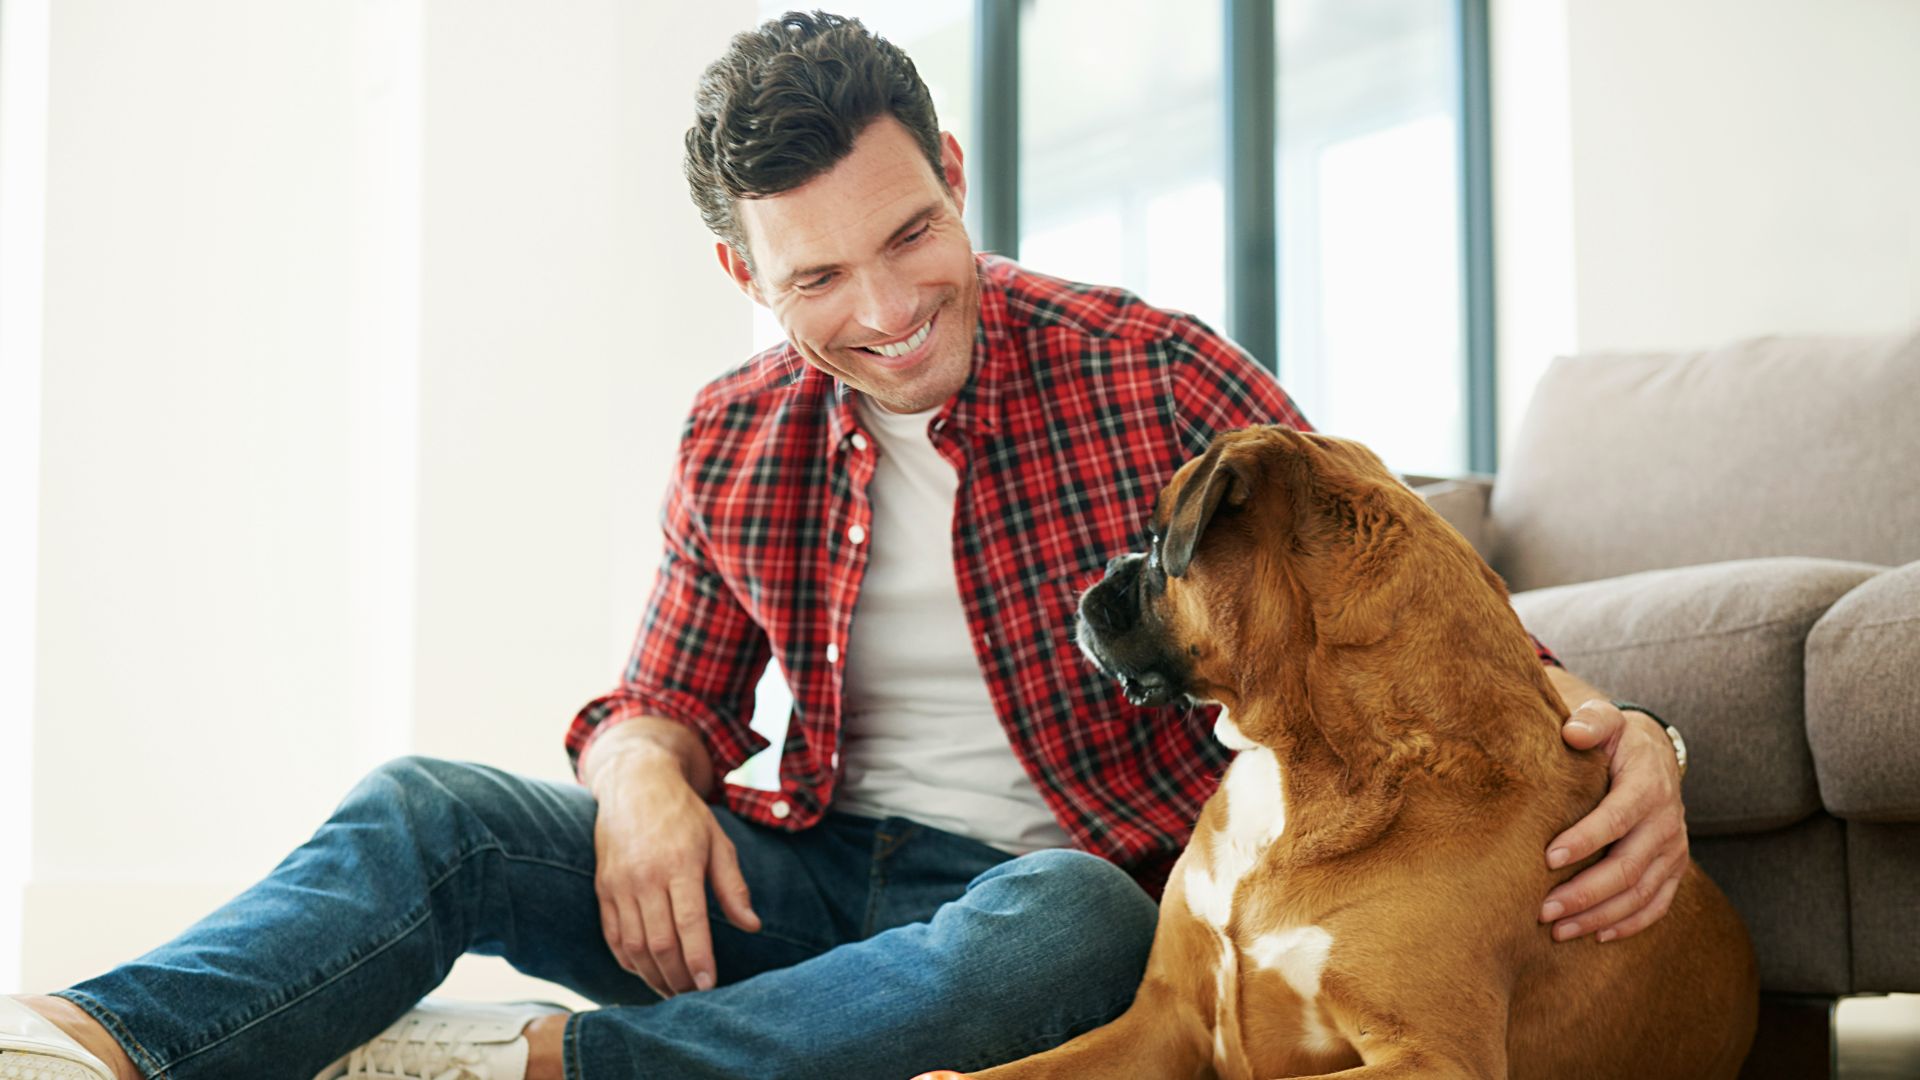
[1612,700,1687,780]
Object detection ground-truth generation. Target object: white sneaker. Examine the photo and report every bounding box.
[312,999,569,1080]
[0,998,115,1080]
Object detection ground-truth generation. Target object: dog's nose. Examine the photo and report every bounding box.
[1084,554,1145,635]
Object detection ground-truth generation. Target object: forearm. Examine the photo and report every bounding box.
[579,715,718,800]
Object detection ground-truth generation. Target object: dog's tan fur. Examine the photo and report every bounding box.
[919,426,1757,1079]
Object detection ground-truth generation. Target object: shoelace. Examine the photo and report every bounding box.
[341,1017,501,1080]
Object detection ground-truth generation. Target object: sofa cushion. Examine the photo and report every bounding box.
[1806,560,1920,822]
[1509,557,1884,835]
[1490,329,1920,593]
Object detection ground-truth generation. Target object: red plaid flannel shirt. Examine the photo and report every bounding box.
[568,254,1556,894]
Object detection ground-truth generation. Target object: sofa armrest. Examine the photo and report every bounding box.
[1508,557,1884,835]
[1806,559,1920,822]
[1408,474,1496,562]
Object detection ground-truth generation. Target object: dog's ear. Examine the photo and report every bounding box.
[1163,441,1256,578]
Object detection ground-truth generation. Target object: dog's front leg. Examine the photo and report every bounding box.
[1290,1055,1501,1080]
[934,973,1216,1080]
[911,902,1227,1080]
[1296,992,1508,1080]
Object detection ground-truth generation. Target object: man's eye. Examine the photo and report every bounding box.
[796,273,834,292]
[901,226,930,246]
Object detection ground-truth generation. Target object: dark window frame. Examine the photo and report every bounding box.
[973,0,1499,471]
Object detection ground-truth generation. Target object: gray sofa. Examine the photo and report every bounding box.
[1416,329,1920,1075]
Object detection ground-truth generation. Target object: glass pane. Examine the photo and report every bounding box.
[1278,0,1465,476]
[1019,0,1228,332]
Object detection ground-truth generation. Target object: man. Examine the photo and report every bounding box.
[1,12,1690,1080]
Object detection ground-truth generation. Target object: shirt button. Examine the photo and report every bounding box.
[826,642,840,663]
[770,799,791,820]
[983,633,993,649]
[831,751,840,769]
[847,524,867,544]
[850,433,869,451]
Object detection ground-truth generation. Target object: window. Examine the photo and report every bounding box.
[1277,0,1471,476]
[1018,0,1227,332]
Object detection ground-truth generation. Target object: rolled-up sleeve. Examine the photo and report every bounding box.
[565,421,772,783]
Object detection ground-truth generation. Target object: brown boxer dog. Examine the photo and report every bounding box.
[914,426,1756,1079]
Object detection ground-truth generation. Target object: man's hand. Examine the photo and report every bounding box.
[582,722,760,997]
[1542,698,1688,943]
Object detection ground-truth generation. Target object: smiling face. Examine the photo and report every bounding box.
[718,116,980,415]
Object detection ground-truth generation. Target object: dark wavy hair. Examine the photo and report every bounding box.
[683,10,946,266]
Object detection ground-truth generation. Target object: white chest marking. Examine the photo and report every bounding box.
[1183,744,1286,930]
[1184,737,1289,1073]
[1246,925,1333,996]
[1247,925,1339,1052]
[1213,707,1258,752]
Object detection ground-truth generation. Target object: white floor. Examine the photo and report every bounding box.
[1838,994,1920,1079]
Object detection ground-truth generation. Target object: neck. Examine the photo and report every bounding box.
[1233,639,1559,863]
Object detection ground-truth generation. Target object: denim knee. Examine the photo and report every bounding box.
[969,848,1158,998]
[342,755,485,838]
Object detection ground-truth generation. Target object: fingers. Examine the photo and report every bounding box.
[1559,698,1623,752]
[1546,711,1676,869]
[707,822,762,933]
[670,876,719,992]
[1545,782,1638,872]
[599,892,670,996]
[1595,870,1684,942]
[1545,836,1677,939]
[1555,844,1682,941]
[1542,808,1688,940]
[639,886,697,995]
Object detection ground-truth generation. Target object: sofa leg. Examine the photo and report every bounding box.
[1738,993,1837,1080]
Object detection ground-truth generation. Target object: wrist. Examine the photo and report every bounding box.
[583,725,698,799]
[1612,700,1687,780]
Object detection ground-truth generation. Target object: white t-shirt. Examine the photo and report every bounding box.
[834,394,1073,855]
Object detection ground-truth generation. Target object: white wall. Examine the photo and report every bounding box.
[1493,0,1920,455]
[1565,0,1920,354]
[0,0,51,995]
[11,0,750,1000]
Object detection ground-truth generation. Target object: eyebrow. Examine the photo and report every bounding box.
[779,203,940,289]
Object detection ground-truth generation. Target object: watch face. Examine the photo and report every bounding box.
[1665,726,1688,774]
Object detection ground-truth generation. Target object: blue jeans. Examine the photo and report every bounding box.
[55,756,1159,1079]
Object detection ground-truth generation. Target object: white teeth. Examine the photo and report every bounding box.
[866,317,932,358]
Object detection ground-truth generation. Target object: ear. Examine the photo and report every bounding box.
[715,242,763,304]
[1163,443,1255,578]
[939,131,967,216]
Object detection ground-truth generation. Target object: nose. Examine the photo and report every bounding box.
[1084,553,1144,635]
[854,271,918,338]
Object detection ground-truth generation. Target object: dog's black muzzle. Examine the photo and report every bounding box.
[1075,552,1191,707]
